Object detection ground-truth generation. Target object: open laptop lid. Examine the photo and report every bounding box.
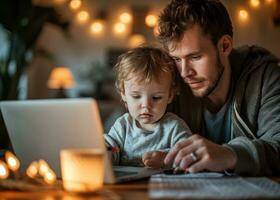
[0,98,116,183]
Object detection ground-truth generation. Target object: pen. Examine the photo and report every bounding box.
[106,146,120,153]
[173,166,185,174]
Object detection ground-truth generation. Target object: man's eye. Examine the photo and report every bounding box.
[191,55,201,60]
[152,96,162,100]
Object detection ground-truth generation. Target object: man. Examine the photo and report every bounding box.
[157,0,280,176]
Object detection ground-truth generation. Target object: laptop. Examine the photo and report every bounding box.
[0,98,160,184]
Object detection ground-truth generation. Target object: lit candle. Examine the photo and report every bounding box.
[26,161,39,178]
[38,159,50,176]
[60,149,104,193]
[5,151,20,172]
[43,169,57,184]
[0,160,9,179]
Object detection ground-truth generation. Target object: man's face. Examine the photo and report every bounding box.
[168,24,225,98]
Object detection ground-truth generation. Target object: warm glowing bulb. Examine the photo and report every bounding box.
[76,11,89,23]
[129,34,146,48]
[26,161,39,178]
[5,151,20,171]
[38,159,50,176]
[113,22,126,34]
[0,161,9,179]
[239,9,249,21]
[69,0,81,10]
[44,169,56,184]
[90,21,104,34]
[119,12,132,24]
[250,0,260,8]
[145,14,158,27]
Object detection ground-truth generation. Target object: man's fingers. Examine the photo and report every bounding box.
[188,158,207,173]
[185,147,206,173]
[178,153,195,169]
[164,139,192,164]
[174,144,199,165]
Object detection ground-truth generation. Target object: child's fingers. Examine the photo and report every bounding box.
[144,159,153,167]
[142,152,153,162]
[145,160,162,169]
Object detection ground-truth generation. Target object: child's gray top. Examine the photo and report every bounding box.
[105,112,192,166]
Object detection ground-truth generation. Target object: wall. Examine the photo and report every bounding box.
[2,0,279,99]
[223,0,280,56]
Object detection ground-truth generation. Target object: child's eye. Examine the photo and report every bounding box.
[152,96,162,101]
[131,95,141,99]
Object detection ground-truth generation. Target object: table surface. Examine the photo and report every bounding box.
[0,177,279,200]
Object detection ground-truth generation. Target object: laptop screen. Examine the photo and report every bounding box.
[0,98,106,178]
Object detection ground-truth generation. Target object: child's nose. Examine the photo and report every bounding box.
[141,98,151,108]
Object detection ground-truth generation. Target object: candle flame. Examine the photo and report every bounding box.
[38,159,50,176]
[5,151,20,171]
[26,161,39,178]
[44,169,56,184]
[0,160,9,179]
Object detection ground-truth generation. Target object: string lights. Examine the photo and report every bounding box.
[250,0,261,8]
[35,0,277,47]
[238,0,275,23]
[239,9,249,21]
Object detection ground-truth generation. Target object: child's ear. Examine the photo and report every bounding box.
[167,90,174,104]
[121,92,127,102]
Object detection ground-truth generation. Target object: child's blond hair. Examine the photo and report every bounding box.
[114,46,178,94]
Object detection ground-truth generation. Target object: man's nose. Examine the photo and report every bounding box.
[180,60,195,78]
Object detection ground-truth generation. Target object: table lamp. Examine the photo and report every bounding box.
[47,67,75,98]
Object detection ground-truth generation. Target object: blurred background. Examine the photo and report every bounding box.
[0,0,280,148]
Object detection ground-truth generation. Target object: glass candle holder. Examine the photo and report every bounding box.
[60,149,104,193]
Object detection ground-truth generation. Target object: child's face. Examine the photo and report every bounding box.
[121,72,174,130]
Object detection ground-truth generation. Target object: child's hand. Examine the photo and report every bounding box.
[142,151,168,169]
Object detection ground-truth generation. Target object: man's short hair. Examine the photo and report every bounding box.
[157,0,233,48]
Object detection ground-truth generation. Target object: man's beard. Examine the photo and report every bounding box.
[193,55,224,98]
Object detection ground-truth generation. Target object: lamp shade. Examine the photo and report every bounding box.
[48,67,75,89]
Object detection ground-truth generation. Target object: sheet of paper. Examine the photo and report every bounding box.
[149,174,280,199]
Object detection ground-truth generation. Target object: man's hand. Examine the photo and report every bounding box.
[164,134,237,173]
[142,151,168,169]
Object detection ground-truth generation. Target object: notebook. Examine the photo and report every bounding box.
[0,98,160,184]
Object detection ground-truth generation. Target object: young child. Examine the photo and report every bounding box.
[105,46,191,169]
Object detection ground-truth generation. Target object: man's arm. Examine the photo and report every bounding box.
[226,63,280,176]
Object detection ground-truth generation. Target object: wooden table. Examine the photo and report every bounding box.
[0,177,279,200]
[0,179,149,200]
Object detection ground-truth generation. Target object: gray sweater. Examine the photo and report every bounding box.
[169,45,280,176]
[105,112,191,166]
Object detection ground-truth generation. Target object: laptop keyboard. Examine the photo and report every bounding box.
[114,170,138,177]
